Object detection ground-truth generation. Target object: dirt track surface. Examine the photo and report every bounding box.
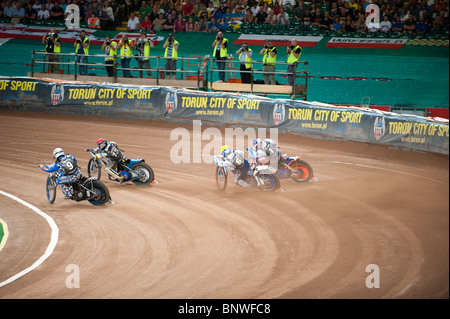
[0,111,448,299]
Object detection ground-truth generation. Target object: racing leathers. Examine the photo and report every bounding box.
[94,141,125,182]
[40,154,81,198]
[223,149,251,188]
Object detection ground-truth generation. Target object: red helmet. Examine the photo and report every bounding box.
[96,138,107,150]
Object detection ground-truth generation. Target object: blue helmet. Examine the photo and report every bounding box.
[252,138,262,150]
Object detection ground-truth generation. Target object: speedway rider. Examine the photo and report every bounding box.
[251,138,282,171]
[93,138,126,183]
[220,145,251,189]
[39,148,82,199]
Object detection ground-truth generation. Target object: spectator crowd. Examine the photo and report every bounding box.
[0,0,448,35]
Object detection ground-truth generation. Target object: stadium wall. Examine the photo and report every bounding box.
[0,76,448,155]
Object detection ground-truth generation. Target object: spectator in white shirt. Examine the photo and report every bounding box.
[127,12,140,31]
[38,3,50,20]
[380,15,392,33]
[277,7,289,25]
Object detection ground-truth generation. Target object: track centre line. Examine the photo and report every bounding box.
[326,161,446,184]
[0,190,59,288]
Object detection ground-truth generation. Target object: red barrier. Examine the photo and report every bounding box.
[427,108,449,119]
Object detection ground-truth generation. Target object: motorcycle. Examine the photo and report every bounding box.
[85,148,155,186]
[247,148,314,183]
[213,154,280,192]
[44,172,110,205]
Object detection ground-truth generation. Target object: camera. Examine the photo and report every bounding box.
[168,34,174,43]
[264,44,269,49]
[105,40,111,46]
[216,35,222,41]
[124,39,128,44]
[289,45,295,50]
[76,37,81,44]
[243,44,248,51]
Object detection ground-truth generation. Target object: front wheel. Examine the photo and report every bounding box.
[46,175,57,204]
[258,173,280,192]
[130,162,154,186]
[215,166,227,191]
[87,181,110,206]
[289,160,313,183]
[87,158,102,180]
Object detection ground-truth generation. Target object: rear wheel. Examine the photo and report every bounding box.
[87,158,101,180]
[87,181,110,206]
[289,160,313,183]
[46,176,57,204]
[130,163,154,186]
[215,167,227,191]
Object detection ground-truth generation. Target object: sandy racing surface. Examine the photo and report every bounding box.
[0,111,448,299]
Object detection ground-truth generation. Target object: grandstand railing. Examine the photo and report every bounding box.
[208,58,308,100]
[29,51,308,99]
[30,51,209,90]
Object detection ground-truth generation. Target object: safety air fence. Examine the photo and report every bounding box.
[0,76,448,155]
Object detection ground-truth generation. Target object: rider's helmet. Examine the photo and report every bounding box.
[97,138,108,150]
[53,148,65,161]
[252,138,262,150]
[221,145,232,158]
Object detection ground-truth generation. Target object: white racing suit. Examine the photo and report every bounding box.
[222,150,251,188]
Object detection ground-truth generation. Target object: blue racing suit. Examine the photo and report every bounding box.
[41,154,82,197]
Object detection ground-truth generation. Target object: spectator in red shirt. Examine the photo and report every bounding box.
[140,14,153,31]
[183,0,194,17]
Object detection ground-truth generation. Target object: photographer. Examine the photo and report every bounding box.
[117,34,134,78]
[259,39,277,85]
[236,42,253,84]
[212,31,228,82]
[135,33,154,78]
[286,38,302,86]
[42,28,60,74]
[74,30,90,76]
[101,35,117,77]
[163,33,179,80]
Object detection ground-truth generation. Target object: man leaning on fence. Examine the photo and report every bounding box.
[42,28,60,74]
[74,30,90,76]
[260,39,277,85]
[102,35,117,77]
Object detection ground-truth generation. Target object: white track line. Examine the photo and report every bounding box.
[326,161,447,184]
[0,190,59,288]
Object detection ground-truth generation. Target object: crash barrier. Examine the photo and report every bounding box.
[0,77,448,155]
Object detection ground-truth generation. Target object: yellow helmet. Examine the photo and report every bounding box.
[221,145,231,157]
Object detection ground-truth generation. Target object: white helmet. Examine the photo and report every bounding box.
[53,148,65,160]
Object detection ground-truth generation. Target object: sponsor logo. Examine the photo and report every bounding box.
[51,85,64,105]
[273,104,285,126]
[165,92,177,114]
[374,117,386,141]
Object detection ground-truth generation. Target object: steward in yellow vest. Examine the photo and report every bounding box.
[163,33,179,79]
[260,40,277,85]
[212,31,228,82]
[286,39,302,86]
[42,28,60,74]
[236,42,253,84]
[102,35,117,77]
[135,33,154,78]
[117,34,134,78]
[74,30,90,75]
